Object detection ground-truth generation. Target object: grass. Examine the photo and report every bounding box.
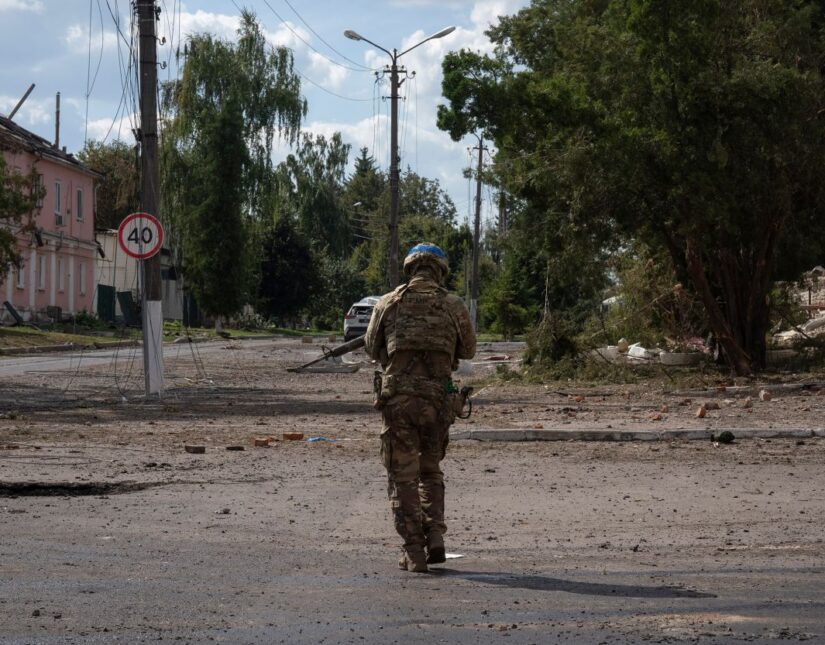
[0,326,133,349]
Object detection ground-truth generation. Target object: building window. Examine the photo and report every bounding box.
[15,266,24,289]
[58,258,65,292]
[79,262,86,295]
[76,188,84,221]
[38,255,46,290]
[54,181,63,225]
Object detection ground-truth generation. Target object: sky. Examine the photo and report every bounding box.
[0,0,528,229]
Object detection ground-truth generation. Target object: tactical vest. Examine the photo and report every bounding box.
[385,286,458,358]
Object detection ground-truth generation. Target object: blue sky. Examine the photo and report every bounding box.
[0,0,527,227]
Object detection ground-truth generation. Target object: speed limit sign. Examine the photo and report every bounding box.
[118,212,164,260]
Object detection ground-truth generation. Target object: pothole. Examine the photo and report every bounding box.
[0,481,155,497]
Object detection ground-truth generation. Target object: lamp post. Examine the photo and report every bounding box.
[344,26,455,288]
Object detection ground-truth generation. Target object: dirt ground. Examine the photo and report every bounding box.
[1,338,824,643]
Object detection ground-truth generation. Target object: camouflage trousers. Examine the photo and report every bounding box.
[380,393,451,552]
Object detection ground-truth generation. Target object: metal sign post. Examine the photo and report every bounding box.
[118,212,165,395]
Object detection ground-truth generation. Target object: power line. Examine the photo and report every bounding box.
[253,0,375,73]
[278,0,374,71]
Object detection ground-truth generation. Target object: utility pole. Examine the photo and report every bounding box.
[344,26,455,288]
[470,137,486,330]
[137,0,164,395]
[388,56,402,288]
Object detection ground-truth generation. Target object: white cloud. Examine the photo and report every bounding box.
[64,24,118,54]
[307,52,350,91]
[0,0,43,12]
[171,10,239,42]
[470,0,524,30]
[0,95,52,127]
[86,113,138,143]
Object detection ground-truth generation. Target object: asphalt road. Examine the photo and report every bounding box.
[2,440,823,644]
[1,338,823,644]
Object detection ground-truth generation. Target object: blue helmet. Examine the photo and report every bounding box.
[403,242,449,277]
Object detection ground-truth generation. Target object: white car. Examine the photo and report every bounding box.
[344,296,380,341]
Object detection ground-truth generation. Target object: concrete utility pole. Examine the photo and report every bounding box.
[137,0,164,395]
[344,26,455,288]
[470,137,486,330]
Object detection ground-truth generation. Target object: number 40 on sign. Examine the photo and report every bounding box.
[118,212,164,260]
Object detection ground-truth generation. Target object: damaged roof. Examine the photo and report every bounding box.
[0,114,102,178]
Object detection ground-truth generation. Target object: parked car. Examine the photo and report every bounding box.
[344,296,380,341]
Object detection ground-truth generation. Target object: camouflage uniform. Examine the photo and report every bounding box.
[365,244,476,572]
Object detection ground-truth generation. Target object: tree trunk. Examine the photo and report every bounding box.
[683,238,752,376]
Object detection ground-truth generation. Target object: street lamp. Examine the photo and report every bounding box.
[345,26,456,288]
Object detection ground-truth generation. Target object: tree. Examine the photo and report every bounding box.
[272,132,351,257]
[0,147,40,281]
[257,216,319,325]
[161,10,305,318]
[77,140,138,230]
[181,95,248,320]
[439,0,825,374]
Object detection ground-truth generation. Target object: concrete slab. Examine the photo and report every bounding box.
[451,427,820,442]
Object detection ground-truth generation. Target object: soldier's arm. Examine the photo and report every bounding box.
[364,298,388,362]
[450,296,477,360]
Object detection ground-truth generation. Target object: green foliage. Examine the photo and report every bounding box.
[77,140,137,230]
[481,270,535,339]
[0,151,39,281]
[182,94,248,318]
[272,132,351,257]
[585,245,706,350]
[257,217,319,324]
[439,0,825,375]
[303,255,367,330]
[161,11,305,319]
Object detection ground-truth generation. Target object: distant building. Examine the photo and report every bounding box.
[0,114,101,322]
[94,230,195,324]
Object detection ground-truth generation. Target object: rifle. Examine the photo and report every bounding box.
[286,335,366,372]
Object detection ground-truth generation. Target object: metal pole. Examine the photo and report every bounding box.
[54,92,60,149]
[470,138,484,330]
[137,0,164,395]
[388,53,400,288]
[8,83,35,121]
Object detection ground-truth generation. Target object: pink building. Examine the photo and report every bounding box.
[0,115,100,322]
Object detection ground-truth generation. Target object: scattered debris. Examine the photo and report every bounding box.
[253,437,271,447]
[742,397,753,409]
[759,389,772,402]
[713,431,735,444]
[484,354,511,361]
[184,445,205,454]
[301,336,313,344]
[660,404,669,413]
[226,445,245,451]
[306,437,335,443]
[696,405,706,418]
[283,432,304,441]
[704,401,720,411]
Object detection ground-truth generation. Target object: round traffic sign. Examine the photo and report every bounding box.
[118,212,164,260]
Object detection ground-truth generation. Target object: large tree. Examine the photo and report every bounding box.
[161,10,305,318]
[439,0,825,374]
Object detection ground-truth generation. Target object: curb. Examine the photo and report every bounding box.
[0,341,139,356]
[451,427,825,442]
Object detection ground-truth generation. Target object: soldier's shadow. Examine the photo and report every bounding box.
[429,569,715,599]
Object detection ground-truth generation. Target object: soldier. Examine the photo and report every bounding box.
[365,243,476,573]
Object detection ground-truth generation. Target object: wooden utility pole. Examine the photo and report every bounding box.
[470,137,486,330]
[388,56,402,288]
[137,0,164,395]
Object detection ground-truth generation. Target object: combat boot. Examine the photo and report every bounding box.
[426,531,446,564]
[398,548,429,573]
